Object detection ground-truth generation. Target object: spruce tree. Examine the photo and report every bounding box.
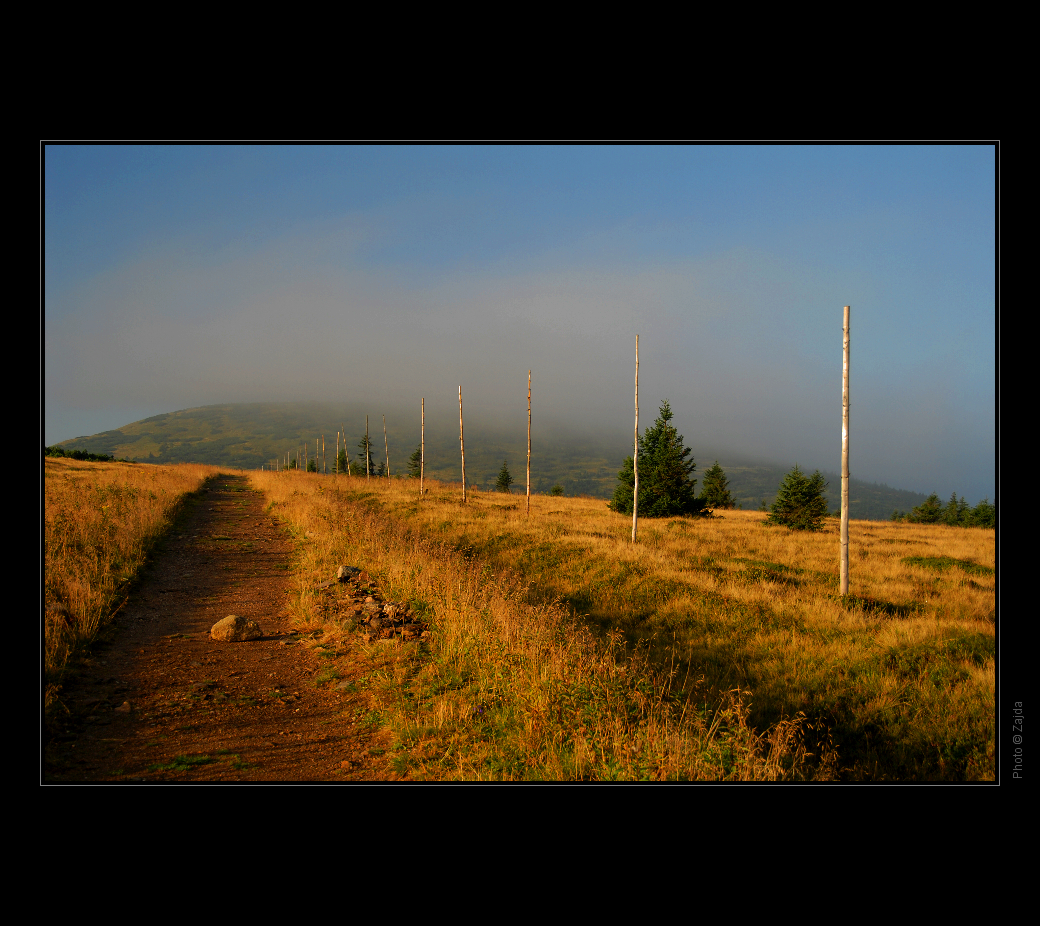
[968,498,996,528]
[496,460,514,493]
[767,465,829,531]
[699,461,735,509]
[408,445,422,478]
[609,400,709,517]
[910,494,943,524]
[357,435,374,474]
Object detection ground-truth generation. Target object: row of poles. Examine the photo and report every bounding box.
[266,370,537,518]
[263,306,852,593]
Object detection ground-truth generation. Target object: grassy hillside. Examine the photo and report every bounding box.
[254,470,995,781]
[54,402,930,521]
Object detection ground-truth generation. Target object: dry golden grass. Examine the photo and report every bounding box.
[44,458,221,709]
[251,473,994,780]
[251,472,840,780]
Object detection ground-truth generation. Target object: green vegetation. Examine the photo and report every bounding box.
[496,461,514,493]
[892,493,995,528]
[767,465,829,531]
[609,401,710,518]
[408,445,422,478]
[700,461,735,510]
[45,446,132,463]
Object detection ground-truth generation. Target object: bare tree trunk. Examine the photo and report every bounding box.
[524,370,532,516]
[841,305,851,597]
[632,334,639,543]
[459,386,467,503]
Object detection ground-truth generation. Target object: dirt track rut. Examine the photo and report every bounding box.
[44,473,388,783]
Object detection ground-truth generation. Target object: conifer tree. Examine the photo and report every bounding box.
[699,461,735,509]
[767,465,829,531]
[357,435,374,474]
[969,498,996,528]
[910,493,943,524]
[609,400,709,517]
[408,445,422,478]
[496,460,514,493]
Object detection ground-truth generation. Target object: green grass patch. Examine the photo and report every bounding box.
[148,754,214,772]
[902,556,994,577]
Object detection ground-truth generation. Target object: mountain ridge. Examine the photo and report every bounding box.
[52,401,933,521]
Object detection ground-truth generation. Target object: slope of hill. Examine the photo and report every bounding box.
[53,402,930,521]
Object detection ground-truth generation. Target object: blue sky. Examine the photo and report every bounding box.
[43,144,997,505]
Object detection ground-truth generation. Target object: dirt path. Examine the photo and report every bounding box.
[44,473,388,783]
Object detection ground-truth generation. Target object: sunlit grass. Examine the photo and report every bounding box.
[44,458,222,714]
[253,471,993,780]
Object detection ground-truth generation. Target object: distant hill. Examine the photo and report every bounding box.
[52,402,928,521]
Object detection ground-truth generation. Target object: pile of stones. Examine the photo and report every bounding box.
[325,565,429,643]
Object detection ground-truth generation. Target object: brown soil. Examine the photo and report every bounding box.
[44,472,391,783]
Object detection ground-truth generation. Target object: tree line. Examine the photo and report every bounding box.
[891,493,995,528]
[45,446,132,463]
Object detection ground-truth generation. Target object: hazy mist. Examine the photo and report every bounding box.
[44,145,997,505]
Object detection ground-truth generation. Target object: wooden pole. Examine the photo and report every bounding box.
[527,370,532,516]
[632,335,639,543]
[421,397,425,499]
[383,415,390,482]
[459,386,467,503]
[841,305,851,597]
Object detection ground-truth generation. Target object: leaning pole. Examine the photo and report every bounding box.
[840,305,851,597]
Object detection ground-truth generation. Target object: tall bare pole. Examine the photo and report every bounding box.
[632,335,639,543]
[383,415,390,482]
[459,386,467,503]
[527,370,532,516]
[840,305,851,597]
[421,398,425,498]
